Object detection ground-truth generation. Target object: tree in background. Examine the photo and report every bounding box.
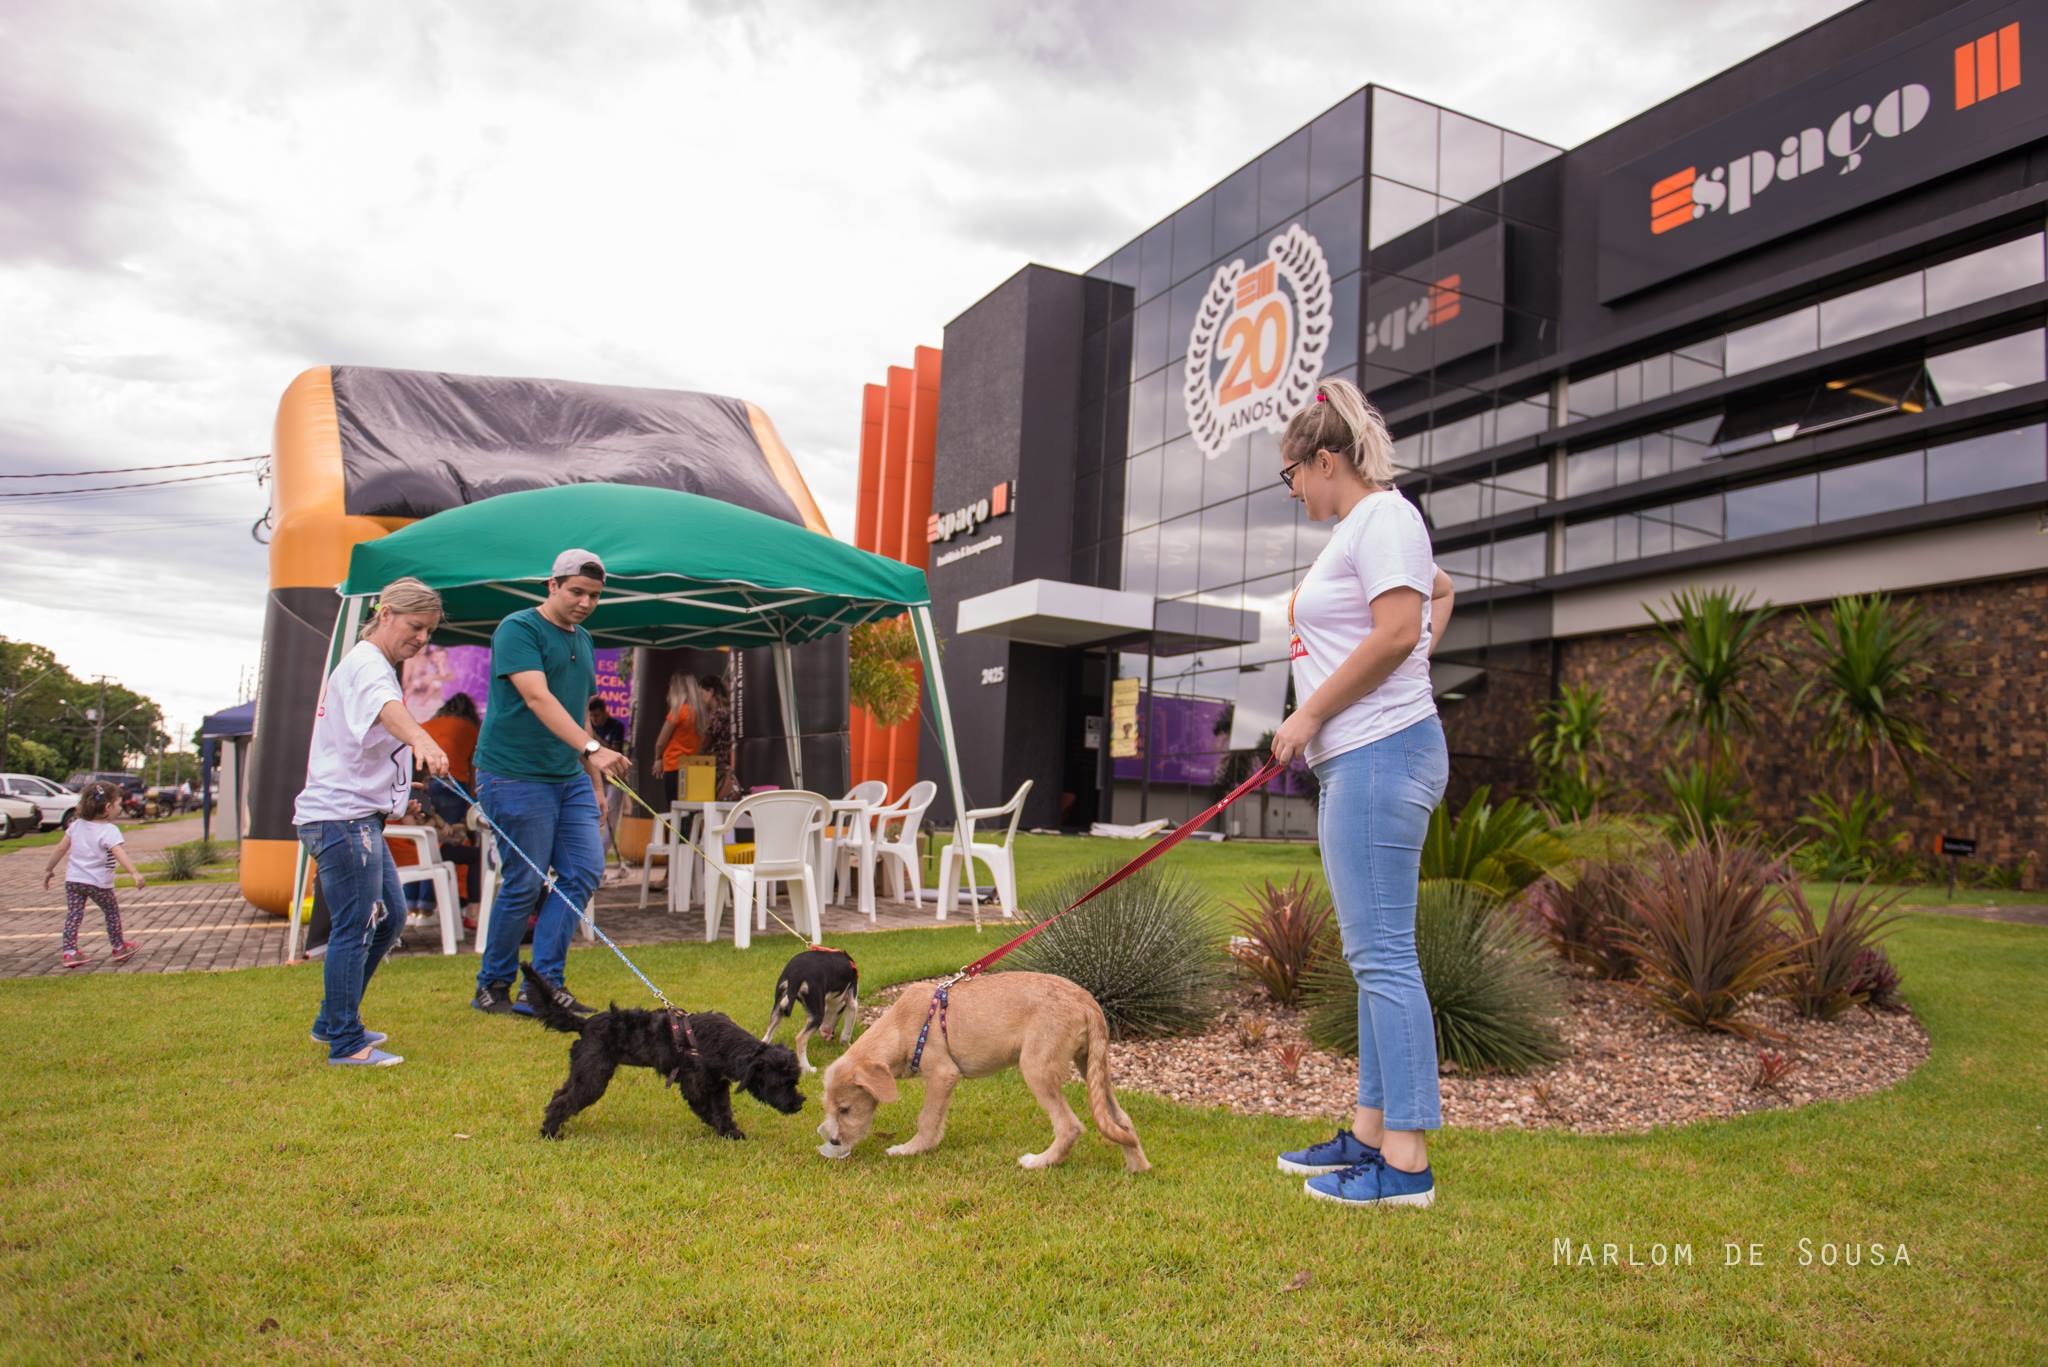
[0,637,170,777]
[1642,587,1781,833]
[1526,683,1614,821]
[847,617,922,728]
[1792,592,1961,797]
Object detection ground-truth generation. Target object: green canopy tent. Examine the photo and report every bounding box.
[287,483,968,958]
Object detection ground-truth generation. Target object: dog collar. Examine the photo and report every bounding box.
[663,1009,700,1089]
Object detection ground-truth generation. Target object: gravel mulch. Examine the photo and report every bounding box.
[866,972,1931,1136]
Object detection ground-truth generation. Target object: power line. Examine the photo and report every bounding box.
[0,454,267,479]
[0,470,260,499]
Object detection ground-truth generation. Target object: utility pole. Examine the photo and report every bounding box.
[90,675,108,772]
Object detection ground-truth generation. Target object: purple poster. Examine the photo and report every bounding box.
[401,644,632,726]
[1112,690,1314,796]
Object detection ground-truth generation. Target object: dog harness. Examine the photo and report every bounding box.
[662,1008,702,1090]
[907,971,965,1076]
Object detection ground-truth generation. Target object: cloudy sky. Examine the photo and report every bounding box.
[0,0,1856,743]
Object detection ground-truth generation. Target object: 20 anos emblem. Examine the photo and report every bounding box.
[1185,223,1332,460]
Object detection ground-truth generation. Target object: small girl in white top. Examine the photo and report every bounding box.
[42,781,145,969]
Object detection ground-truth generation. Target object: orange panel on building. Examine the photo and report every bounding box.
[850,345,941,798]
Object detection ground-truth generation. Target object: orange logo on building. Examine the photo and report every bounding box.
[1427,274,1462,324]
[1650,166,1698,234]
[1956,21,2022,108]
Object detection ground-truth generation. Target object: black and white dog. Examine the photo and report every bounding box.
[520,964,805,1141]
[760,947,860,1074]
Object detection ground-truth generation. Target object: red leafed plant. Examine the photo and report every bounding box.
[1277,1041,1309,1082]
[1749,1049,1799,1092]
[1776,881,1905,1020]
[1228,874,1334,1008]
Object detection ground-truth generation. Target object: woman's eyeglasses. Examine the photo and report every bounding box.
[1278,458,1308,491]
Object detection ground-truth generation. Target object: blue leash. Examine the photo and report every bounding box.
[432,774,684,1014]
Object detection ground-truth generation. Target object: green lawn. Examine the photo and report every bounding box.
[3,876,2044,1364]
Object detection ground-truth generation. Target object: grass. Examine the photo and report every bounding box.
[2,897,2044,1363]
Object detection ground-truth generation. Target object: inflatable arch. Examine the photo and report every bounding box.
[244,365,846,916]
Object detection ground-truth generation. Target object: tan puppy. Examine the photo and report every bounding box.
[816,971,1150,1173]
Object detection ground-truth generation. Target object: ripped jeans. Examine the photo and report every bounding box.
[299,816,405,1059]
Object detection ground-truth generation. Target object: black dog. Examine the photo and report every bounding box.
[760,947,860,1074]
[520,964,806,1141]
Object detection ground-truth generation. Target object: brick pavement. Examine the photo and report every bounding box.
[0,816,981,979]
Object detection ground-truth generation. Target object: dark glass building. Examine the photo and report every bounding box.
[899,0,2048,872]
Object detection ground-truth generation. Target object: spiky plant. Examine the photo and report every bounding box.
[1791,792,1908,882]
[1644,586,1782,777]
[159,843,205,882]
[1227,873,1333,1007]
[1613,827,1800,1036]
[1302,880,1567,1074]
[1848,946,1907,1013]
[1658,760,1749,840]
[1002,866,1227,1038]
[1792,591,1961,797]
[1528,683,1616,821]
[1530,859,1642,980]
[1777,881,1905,1020]
[1421,787,1578,900]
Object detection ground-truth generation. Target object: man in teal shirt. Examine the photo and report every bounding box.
[472,548,630,1016]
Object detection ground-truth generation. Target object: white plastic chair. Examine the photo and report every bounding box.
[703,790,831,949]
[935,779,1034,921]
[474,826,596,951]
[829,780,889,908]
[868,780,937,907]
[385,824,460,955]
[639,805,690,910]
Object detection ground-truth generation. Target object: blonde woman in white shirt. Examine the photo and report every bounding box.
[294,578,451,1067]
[1268,378,1452,1209]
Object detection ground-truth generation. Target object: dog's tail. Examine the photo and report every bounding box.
[1080,999,1140,1150]
[518,963,590,1035]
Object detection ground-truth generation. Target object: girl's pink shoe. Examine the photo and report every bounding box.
[110,941,140,963]
[62,949,91,969]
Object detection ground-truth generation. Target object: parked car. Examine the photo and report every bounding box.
[0,791,38,840]
[64,770,143,795]
[1,773,81,829]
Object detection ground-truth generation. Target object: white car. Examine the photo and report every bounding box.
[0,791,38,840]
[1,773,80,830]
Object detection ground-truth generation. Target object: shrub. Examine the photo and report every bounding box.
[179,837,221,866]
[1422,787,1577,900]
[1791,793,1907,882]
[1001,866,1226,1038]
[1776,881,1905,1020]
[1848,946,1907,1014]
[1303,880,1567,1074]
[1226,874,1333,1007]
[1528,860,1640,980]
[1614,830,1799,1036]
[1528,684,1617,821]
[159,844,206,882]
[1658,761,1748,840]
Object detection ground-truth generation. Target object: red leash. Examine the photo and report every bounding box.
[959,753,1288,978]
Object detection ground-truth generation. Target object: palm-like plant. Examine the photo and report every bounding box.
[1421,787,1578,900]
[848,617,923,727]
[1644,587,1781,774]
[1528,684,1614,820]
[1791,592,1961,796]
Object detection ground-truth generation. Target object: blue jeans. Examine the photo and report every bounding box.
[475,771,604,993]
[1313,715,1450,1131]
[299,817,405,1059]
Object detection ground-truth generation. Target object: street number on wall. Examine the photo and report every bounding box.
[980,666,1006,686]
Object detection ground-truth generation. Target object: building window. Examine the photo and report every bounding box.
[1927,330,2046,406]
[1817,273,1925,349]
[1932,422,2047,498]
[1925,234,2045,314]
[1726,306,1819,375]
[1371,88,1438,192]
[1422,461,1548,530]
[1819,449,1924,523]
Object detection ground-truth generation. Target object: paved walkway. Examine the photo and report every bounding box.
[0,815,986,979]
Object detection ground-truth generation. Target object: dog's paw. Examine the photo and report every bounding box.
[885,1141,923,1157]
[719,1128,746,1142]
[1019,1151,1052,1169]
[540,1128,562,1141]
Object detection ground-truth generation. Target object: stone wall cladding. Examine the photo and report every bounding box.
[1556,572,2048,884]
[1437,641,1550,810]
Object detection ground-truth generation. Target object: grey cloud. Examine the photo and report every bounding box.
[0,83,180,269]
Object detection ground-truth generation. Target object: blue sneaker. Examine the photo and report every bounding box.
[1304,1156,1435,1208]
[311,1029,386,1048]
[327,1047,404,1068]
[1277,1128,1382,1176]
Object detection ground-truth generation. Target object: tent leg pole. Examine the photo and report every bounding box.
[771,640,803,790]
[289,594,362,964]
[911,606,974,929]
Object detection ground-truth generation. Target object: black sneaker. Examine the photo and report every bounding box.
[513,979,593,1017]
[472,982,516,1015]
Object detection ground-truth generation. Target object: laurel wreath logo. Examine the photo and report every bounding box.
[1184,223,1332,460]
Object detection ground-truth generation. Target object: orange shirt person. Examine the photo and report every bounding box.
[656,674,706,805]
[421,692,481,824]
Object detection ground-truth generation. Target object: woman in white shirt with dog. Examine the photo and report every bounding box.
[1267,378,1452,1209]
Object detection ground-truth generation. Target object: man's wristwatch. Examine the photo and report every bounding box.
[583,738,603,757]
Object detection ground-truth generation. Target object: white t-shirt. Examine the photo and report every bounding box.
[1287,490,1438,767]
[293,639,412,824]
[65,819,124,888]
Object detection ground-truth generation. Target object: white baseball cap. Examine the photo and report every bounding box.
[550,548,606,581]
